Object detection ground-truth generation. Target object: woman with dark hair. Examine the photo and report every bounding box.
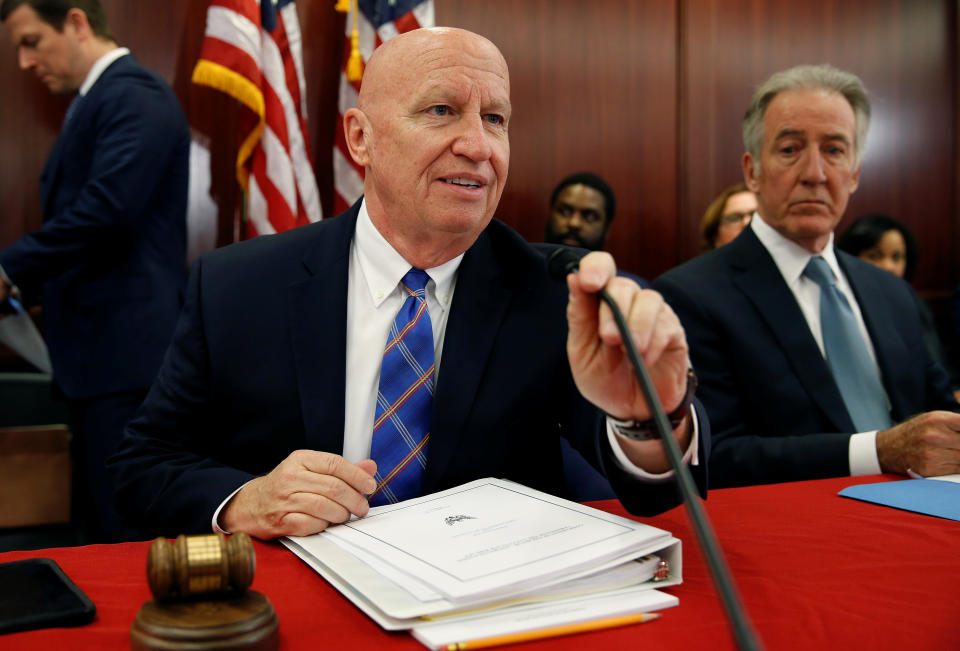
[838,214,960,400]
[836,213,918,281]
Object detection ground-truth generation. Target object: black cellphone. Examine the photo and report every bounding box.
[0,558,96,635]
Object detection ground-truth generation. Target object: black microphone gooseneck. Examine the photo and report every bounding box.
[547,247,761,651]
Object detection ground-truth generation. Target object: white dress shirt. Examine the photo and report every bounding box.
[750,216,883,475]
[341,202,461,461]
[79,47,130,96]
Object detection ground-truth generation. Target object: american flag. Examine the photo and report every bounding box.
[193,0,322,238]
[333,0,435,214]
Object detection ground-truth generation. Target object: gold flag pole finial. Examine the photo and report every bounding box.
[345,0,363,82]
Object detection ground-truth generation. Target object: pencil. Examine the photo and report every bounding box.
[444,611,661,650]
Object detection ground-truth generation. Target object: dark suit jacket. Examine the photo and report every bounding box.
[111,203,709,535]
[0,54,188,398]
[654,226,958,488]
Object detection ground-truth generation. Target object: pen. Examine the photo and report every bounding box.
[445,612,661,650]
[7,296,23,313]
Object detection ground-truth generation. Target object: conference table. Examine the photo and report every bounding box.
[1,475,956,650]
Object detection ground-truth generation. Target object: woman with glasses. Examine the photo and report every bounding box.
[698,183,757,252]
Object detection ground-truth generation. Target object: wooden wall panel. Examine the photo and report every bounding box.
[435,0,680,279]
[682,0,958,296]
[0,0,956,293]
[955,0,960,306]
[0,0,205,249]
[0,0,344,253]
[0,24,69,249]
[297,4,346,225]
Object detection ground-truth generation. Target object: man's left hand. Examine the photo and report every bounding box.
[565,252,690,425]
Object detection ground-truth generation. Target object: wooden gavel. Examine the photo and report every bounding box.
[134,533,276,650]
[147,532,255,600]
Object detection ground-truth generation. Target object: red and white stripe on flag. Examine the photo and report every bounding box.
[193,0,322,238]
[333,0,434,215]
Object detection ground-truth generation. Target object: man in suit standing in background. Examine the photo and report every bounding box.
[654,64,960,488]
[0,0,189,540]
[110,26,706,539]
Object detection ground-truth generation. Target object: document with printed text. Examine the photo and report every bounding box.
[283,478,682,635]
[320,479,671,602]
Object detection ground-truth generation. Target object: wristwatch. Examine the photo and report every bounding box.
[608,369,697,441]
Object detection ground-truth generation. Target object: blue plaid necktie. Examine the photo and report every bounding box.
[803,256,892,431]
[369,269,434,505]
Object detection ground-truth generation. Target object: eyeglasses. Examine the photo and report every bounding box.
[720,211,755,225]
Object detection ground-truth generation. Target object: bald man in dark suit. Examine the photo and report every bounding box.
[110,27,707,539]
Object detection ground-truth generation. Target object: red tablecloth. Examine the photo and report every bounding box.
[2,475,957,650]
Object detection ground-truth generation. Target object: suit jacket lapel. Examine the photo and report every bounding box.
[39,119,73,217]
[730,229,855,431]
[287,206,359,454]
[425,230,514,489]
[41,56,128,218]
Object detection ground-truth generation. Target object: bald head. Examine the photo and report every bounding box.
[343,27,512,269]
[358,27,509,114]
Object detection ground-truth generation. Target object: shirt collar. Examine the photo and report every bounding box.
[751,213,842,287]
[355,199,462,309]
[78,47,130,96]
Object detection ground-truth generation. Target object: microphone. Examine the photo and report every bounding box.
[546,246,587,280]
[547,247,761,651]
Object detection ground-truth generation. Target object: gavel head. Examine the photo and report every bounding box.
[147,532,255,601]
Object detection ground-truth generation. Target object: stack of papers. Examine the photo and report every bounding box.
[283,478,681,649]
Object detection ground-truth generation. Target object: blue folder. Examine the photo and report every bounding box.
[839,478,960,522]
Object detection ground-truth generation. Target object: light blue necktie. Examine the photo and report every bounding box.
[803,256,892,431]
[369,269,434,505]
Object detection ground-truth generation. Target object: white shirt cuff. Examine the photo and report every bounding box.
[849,430,881,476]
[605,406,699,481]
[211,482,249,534]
